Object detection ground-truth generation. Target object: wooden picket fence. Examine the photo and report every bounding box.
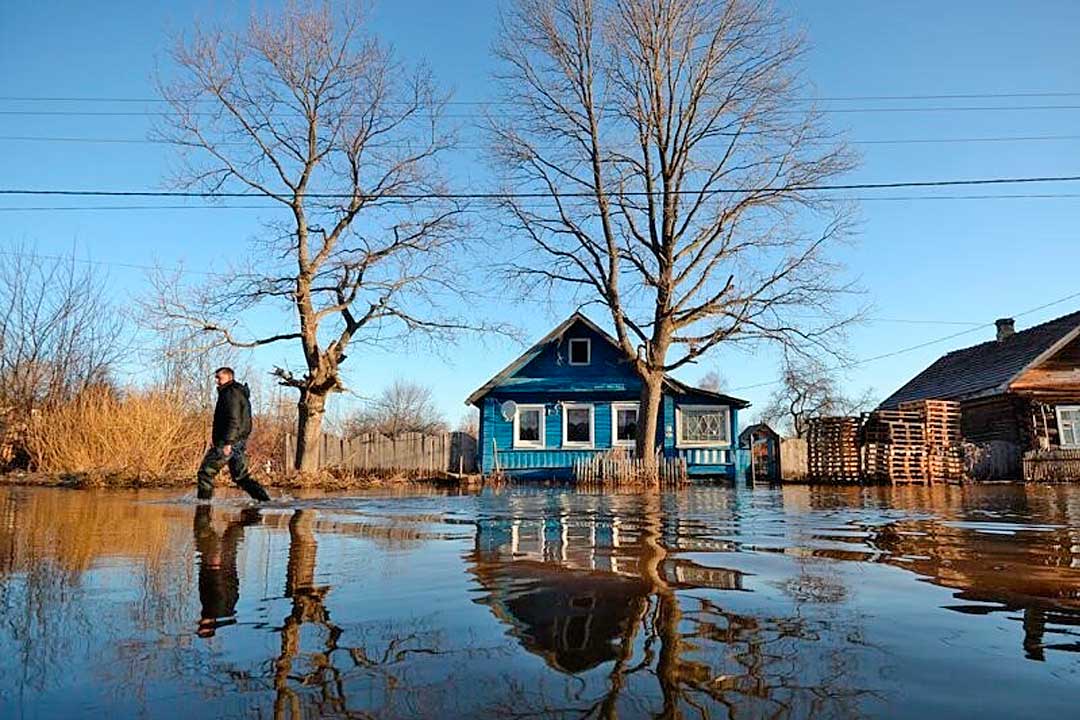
[1023,448,1080,482]
[572,449,688,487]
[284,431,477,475]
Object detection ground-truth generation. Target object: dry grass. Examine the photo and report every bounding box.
[25,386,209,482]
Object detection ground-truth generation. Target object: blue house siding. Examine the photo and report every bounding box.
[469,313,749,479]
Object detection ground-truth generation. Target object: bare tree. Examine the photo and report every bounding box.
[697,369,726,393]
[457,406,480,438]
[490,0,858,471]
[0,242,127,413]
[344,379,447,438]
[760,355,875,438]
[149,2,478,471]
[148,324,239,409]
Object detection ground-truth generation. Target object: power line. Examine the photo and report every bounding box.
[4,193,1080,212]
[3,105,1080,118]
[4,133,1080,148]
[2,91,1080,104]
[729,289,1080,392]
[2,174,1079,200]
[0,249,224,278]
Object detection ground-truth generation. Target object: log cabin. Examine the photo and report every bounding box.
[879,310,1080,480]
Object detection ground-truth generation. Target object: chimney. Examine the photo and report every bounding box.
[996,317,1015,342]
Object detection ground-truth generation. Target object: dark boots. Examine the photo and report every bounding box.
[196,441,271,501]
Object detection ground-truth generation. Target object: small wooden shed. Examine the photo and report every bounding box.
[738,423,781,483]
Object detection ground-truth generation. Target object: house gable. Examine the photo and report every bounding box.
[1009,333,1080,395]
[466,313,639,404]
[879,310,1080,408]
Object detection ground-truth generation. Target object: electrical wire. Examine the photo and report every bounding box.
[729,290,1080,392]
[2,174,1079,201]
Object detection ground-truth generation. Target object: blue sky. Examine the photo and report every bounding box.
[1,0,1078,426]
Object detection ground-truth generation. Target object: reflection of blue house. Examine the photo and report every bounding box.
[466,313,749,479]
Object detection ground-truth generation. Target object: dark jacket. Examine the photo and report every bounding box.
[212,381,252,445]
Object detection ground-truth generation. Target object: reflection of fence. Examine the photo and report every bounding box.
[1023,448,1080,482]
[284,431,477,475]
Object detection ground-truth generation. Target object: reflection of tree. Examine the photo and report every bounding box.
[472,493,876,719]
[270,510,476,719]
[274,509,342,719]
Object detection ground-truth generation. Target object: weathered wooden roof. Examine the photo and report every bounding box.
[879,309,1080,408]
[466,312,750,408]
[738,422,780,446]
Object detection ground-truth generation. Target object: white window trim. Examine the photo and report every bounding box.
[675,404,731,448]
[568,338,591,366]
[1056,405,1080,448]
[562,403,595,448]
[512,404,546,449]
[611,402,639,447]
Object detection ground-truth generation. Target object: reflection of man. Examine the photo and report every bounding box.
[194,505,262,638]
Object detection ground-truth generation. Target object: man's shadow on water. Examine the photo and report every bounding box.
[193,505,263,638]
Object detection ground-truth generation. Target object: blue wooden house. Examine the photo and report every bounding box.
[466,313,749,479]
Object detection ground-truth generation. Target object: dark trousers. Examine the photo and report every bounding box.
[196,440,270,501]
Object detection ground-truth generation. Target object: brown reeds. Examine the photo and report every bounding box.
[25,386,209,482]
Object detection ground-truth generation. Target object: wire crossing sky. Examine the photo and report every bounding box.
[0,0,1078,423]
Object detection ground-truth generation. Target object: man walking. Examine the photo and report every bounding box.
[197,367,271,501]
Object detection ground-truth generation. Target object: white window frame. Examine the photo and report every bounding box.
[512,404,546,449]
[675,404,731,448]
[562,403,595,448]
[1056,405,1080,449]
[568,338,591,366]
[611,402,639,447]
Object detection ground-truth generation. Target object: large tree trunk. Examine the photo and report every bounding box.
[636,371,665,473]
[294,390,327,473]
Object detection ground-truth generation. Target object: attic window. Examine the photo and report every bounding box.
[569,338,591,365]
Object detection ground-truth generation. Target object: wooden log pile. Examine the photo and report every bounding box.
[806,417,861,483]
[806,400,965,484]
[901,400,964,483]
[860,409,927,483]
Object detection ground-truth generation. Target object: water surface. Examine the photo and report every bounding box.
[1,483,1078,719]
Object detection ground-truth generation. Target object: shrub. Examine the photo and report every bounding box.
[25,386,209,482]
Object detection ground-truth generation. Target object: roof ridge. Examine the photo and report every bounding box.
[940,308,1080,358]
[878,306,1080,408]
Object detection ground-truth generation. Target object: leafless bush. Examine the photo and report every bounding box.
[343,379,447,438]
[0,242,128,412]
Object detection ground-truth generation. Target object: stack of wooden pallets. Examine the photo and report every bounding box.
[860,409,928,483]
[807,417,861,483]
[900,400,964,482]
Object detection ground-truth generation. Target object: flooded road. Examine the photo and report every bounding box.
[1,484,1078,719]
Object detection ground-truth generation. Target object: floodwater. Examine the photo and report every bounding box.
[1,484,1078,719]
